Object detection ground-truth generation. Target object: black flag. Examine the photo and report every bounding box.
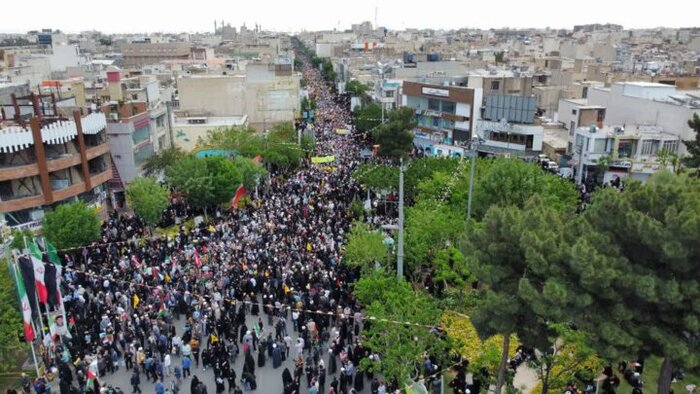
[18,255,39,317]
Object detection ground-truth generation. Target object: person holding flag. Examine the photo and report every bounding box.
[230,184,246,210]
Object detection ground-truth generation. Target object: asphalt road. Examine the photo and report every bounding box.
[99,308,356,394]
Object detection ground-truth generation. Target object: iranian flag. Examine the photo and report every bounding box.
[29,240,47,303]
[230,184,246,210]
[15,265,35,342]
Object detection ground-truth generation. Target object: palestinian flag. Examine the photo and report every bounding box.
[15,265,35,342]
[230,184,246,210]
[29,240,47,303]
[68,316,76,331]
[85,365,97,391]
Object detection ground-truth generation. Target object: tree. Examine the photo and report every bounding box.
[343,222,389,271]
[9,228,34,251]
[657,148,682,175]
[527,324,602,394]
[579,173,700,394]
[683,113,700,172]
[472,158,578,218]
[520,173,700,394]
[126,177,169,228]
[43,201,100,250]
[232,156,267,191]
[372,107,416,162]
[0,260,23,373]
[166,156,242,214]
[354,103,383,133]
[353,270,448,384]
[405,202,465,279]
[346,79,369,99]
[495,51,505,63]
[463,201,553,394]
[441,311,520,379]
[142,147,188,177]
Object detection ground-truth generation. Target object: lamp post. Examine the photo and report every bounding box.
[397,157,405,279]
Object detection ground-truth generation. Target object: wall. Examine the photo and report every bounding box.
[588,87,699,154]
[50,44,82,72]
[178,75,247,117]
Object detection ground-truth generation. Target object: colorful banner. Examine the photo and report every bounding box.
[311,156,336,164]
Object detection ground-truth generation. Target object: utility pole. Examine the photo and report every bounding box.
[467,146,476,220]
[397,157,405,278]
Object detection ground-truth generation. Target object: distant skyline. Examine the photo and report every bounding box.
[2,0,698,34]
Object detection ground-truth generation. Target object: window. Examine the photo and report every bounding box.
[385,90,394,98]
[428,99,440,111]
[571,109,577,115]
[569,121,576,136]
[662,140,679,153]
[441,100,456,114]
[641,140,660,156]
[432,117,440,127]
[582,87,589,99]
[491,81,500,90]
[593,139,606,153]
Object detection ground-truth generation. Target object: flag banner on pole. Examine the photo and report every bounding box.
[18,256,39,316]
[46,240,63,310]
[131,256,143,268]
[85,361,98,391]
[29,241,47,303]
[230,184,247,209]
[15,265,35,342]
[194,251,202,267]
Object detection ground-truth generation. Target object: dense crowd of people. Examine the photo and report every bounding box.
[22,49,413,394]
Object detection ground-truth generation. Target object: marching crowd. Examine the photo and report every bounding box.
[25,49,406,394]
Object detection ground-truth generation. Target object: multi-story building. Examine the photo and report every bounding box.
[0,106,111,230]
[121,42,192,68]
[401,81,482,157]
[587,82,700,154]
[102,101,154,187]
[175,62,299,138]
[572,124,681,184]
[557,98,606,151]
[476,94,544,156]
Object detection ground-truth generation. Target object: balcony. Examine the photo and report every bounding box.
[0,194,44,213]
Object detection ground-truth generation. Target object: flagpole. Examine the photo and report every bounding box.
[10,255,40,378]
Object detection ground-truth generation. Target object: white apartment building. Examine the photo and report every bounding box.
[587,82,700,155]
[572,124,681,184]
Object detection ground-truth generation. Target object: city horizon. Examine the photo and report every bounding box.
[2,0,699,35]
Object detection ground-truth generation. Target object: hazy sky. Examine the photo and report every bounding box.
[2,0,697,34]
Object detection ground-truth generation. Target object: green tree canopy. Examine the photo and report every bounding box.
[372,107,416,162]
[166,156,242,212]
[233,156,267,191]
[43,201,100,250]
[0,261,23,373]
[343,222,389,271]
[346,79,369,98]
[353,270,448,384]
[472,158,578,218]
[141,146,188,177]
[126,177,169,227]
[354,103,382,133]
